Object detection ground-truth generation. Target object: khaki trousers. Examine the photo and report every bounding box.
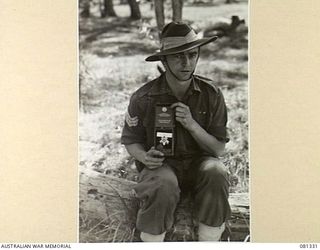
[133,156,231,235]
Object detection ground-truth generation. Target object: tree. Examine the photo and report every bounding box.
[80,0,91,18]
[154,0,184,38]
[171,0,183,22]
[127,0,141,20]
[226,0,238,3]
[101,0,117,17]
[154,0,165,32]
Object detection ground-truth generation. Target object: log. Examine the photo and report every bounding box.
[79,167,250,242]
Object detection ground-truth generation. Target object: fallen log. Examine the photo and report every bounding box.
[79,167,250,242]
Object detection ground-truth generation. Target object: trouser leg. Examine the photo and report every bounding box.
[191,157,231,240]
[133,164,180,236]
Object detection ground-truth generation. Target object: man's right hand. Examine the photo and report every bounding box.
[142,146,165,169]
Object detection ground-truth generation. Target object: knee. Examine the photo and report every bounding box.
[196,158,229,192]
[144,167,179,198]
[156,171,179,194]
[199,158,228,180]
[136,166,179,199]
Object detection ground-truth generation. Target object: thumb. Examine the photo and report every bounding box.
[149,146,164,157]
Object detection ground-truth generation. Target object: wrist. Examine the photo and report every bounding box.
[188,120,200,133]
[138,151,147,164]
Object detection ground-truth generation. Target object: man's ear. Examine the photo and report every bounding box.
[196,47,200,62]
[160,56,168,70]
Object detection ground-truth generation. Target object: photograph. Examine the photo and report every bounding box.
[2,0,320,245]
[78,0,249,242]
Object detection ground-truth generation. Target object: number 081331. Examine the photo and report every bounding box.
[300,244,318,248]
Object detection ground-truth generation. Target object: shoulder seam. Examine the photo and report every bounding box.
[194,74,219,93]
[135,78,159,98]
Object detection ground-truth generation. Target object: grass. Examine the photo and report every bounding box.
[79,0,248,242]
[79,213,138,242]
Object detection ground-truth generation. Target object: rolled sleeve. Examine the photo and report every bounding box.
[207,89,229,143]
[121,94,146,145]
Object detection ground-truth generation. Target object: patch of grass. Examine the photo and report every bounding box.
[79,212,138,242]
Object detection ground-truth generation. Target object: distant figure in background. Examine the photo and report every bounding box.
[203,15,245,38]
[226,0,238,3]
[121,22,231,242]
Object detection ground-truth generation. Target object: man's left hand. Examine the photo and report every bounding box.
[171,102,198,131]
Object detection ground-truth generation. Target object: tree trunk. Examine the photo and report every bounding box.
[154,0,165,38]
[80,0,90,18]
[79,167,250,242]
[171,0,183,22]
[101,0,117,17]
[127,0,141,20]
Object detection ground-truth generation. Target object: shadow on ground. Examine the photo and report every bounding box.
[80,16,159,57]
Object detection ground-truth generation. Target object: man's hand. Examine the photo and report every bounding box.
[171,102,197,131]
[170,102,226,157]
[142,146,165,170]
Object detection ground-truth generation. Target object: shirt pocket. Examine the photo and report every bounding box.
[193,109,208,128]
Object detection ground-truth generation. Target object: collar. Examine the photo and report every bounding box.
[148,73,201,96]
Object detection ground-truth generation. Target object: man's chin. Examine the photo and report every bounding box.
[178,72,193,81]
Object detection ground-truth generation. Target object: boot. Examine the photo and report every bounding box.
[198,222,225,241]
[140,231,166,242]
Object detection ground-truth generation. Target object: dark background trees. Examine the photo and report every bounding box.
[127,0,142,19]
[80,0,185,33]
[153,0,184,36]
[101,0,117,17]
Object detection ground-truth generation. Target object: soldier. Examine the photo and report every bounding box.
[121,22,230,242]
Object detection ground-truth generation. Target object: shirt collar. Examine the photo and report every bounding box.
[148,74,201,96]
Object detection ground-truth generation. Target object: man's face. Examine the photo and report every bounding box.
[164,47,200,81]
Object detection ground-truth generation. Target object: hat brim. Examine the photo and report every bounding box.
[145,36,218,62]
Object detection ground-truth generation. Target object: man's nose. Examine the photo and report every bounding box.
[181,54,191,67]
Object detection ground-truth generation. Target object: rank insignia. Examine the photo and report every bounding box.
[125,111,138,127]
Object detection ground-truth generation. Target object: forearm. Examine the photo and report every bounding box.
[125,143,147,163]
[188,122,226,157]
[171,102,226,156]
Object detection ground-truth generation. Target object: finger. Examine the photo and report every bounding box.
[145,157,164,164]
[175,107,186,113]
[146,161,163,167]
[171,102,187,109]
[149,161,164,166]
[147,164,162,170]
[170,103,179,109]
[149,149,164,157]
[176,115,186,118]
[175,112,186,118]
[146,155,164,163]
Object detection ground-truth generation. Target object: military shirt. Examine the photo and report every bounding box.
[121,73,229,159]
